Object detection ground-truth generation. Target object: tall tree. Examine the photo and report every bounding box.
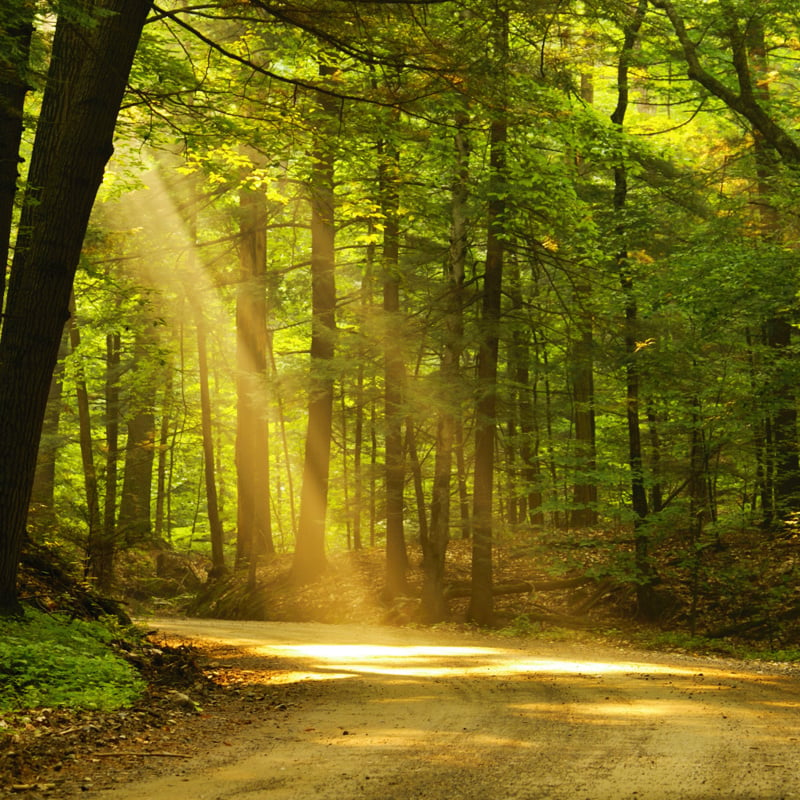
[292,64,338,584]
[469,4,509,626]
[236,170,273,568]
[68,297,103,584]
[422,109,469,622]
[0,1,153,616]
[381,135,409,598]
[611,0,656,617]
[116,331,157,548]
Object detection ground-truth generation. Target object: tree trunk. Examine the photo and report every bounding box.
[154,371,172,541]
[687,397,707,635]
[0,4,33,306]
[353,363,365,551]
[29,330,69,535]
[0,0,152,616]
[68,300,103,585]
[611,0,656,619]
[236,173,273,568]
[117,409,156,547]
[381,137,408,598]
[117,330,157,549]
[293,64,338,584]
[196,310,226,580]
[469,8,508,626]
[422,114,469,622]
[569,324,598,528]
[99,330,121,591]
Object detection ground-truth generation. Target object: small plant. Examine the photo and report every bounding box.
[0,608,146,712]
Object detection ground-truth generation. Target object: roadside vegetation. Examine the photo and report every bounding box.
[0,610,144,713]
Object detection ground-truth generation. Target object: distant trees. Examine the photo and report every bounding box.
[3,0,800,626]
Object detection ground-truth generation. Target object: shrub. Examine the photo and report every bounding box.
[0,608,145,711]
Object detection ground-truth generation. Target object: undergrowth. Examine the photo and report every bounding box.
[0,608,145,712]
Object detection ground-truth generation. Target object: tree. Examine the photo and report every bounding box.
[292,64,339,584]
[0,1,153,616]
[236,168,273,570]
[469,4,509,627]
[380,135,409,598]
[0,2,33,305]
[422,107,469,622]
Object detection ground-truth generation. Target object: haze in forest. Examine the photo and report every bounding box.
[1,1,800,642]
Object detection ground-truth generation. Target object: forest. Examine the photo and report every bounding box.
[2,0,800,641]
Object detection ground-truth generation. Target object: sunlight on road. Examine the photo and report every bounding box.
[255,641,732,683]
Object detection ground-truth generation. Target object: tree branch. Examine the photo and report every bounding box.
[651,0,800,164]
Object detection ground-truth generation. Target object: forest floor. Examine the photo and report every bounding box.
[4,618,800,800]
[4,538,800,798]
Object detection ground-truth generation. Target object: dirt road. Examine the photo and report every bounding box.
[91,618,800,800]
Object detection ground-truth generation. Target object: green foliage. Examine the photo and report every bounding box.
[0,609,145,712]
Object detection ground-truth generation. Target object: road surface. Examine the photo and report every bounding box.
[90,618,800,800]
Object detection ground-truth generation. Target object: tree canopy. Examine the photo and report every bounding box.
[2,0,800,636]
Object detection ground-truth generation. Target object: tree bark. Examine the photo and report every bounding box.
[469,7,508,626]
[29,331,69,535]
[236,173,273,568]
[99,330,121,591]
[422,115,468,622]
[0,1,152,616]
[117,330,157,549]
[293,64,338,584]
[154,371,173,541]
[196,310,226,580]
[0,3,33,306]
[380,136,409,598]
[611,0,656,619]
[68,299,103,585]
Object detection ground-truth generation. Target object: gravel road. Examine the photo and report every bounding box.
[89,618,800,800]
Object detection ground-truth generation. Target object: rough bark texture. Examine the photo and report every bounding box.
[0,3,33,305]
[0,1,153,616]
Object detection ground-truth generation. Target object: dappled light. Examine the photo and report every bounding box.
[122,619,800,800]
[251,638,757,686]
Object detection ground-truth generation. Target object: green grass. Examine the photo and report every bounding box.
[0,608,146,712]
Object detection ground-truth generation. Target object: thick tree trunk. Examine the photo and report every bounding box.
[29,331,69,534]
[293,65,337,585]
[569,324,598,528]
[0,4,33,306]
[0,2,152,615]
[236,176,273,567]
[117,408,156,547]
